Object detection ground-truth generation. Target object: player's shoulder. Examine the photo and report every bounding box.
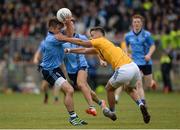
[124,30,134,40]
[94,37,107,42]
[125,31,133,38]
[143,29,152,36]
[45,32,55,40]
[39,40,45,47]
[40,40,45,45]
[75,33,88,40]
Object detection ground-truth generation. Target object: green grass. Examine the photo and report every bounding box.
[0,91,180,129]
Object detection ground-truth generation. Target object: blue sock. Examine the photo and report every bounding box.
[141,99,146,105]
[136,99,144,107]
[69,111,77,119]
[98,100,102,106]
[110,107,115,112]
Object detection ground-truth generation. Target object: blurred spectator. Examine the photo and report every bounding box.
[160,48,174,93]
[20,45,34,62]
[0,0,179,38]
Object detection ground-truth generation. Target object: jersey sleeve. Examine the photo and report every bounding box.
[79,35,88,40]
[78,34,88,48]
[52,35,64,45]
[146,32,154,46]
[125,34,130,46]
[38,40,44,53]
[90,38,102,48]
[120,41,127,50]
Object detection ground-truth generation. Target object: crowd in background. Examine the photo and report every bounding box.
[0,0,180,92]
[0,0,179,37]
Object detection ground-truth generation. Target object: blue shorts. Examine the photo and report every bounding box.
[41,67,65,87]
[138,65,152,75]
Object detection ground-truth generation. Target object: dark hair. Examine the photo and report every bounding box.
[48,18,63,28]
[132,14,145,23]
[90,26,105,36]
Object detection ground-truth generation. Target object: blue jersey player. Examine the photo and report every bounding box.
[39,18,87,126]
[125,14,156,88]
[63,20,106,116]
[33,40,59,104]
[125,14,156,105]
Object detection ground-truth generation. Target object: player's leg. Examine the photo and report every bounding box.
[136,65,151,106]
[85,70,106,109]
[124,85,150,124]
[41,80,49,104]
[55,79,87,125]
[42,68,87,125]
[126,64,150,123]
[89,88,106,109]
[103,62,150,123]
[106,82,116,113]
[103,67,130,121]
[114,86,123,104]
[77,69,97,116]
[103,81,117,121]
[136,79,147,106]
[105,64,134,115]
[144,74,157,89]
[141,65,157,90]
[124,85,143,105]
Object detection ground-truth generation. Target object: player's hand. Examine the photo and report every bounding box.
[63,16,73,25]
[100,60,107,67]
[55,33,67,41]
[145,54,151,61]
[64,48,70,53]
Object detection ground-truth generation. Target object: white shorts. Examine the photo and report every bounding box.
[109,62,141,88]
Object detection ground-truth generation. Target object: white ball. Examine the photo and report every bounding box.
[56,8,72,22]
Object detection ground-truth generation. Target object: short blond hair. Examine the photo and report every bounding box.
[132,14,145,23]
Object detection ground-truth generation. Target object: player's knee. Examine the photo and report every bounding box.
[66,86,74,95]
[124,86,133,93]
[144,81,151,88]
[136,83,142,90]
[106,83,114,92]
[77,82,86,89]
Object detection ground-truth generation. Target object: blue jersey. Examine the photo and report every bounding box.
[63,34,88,74]
[125,29,154,65]
[37,40,44,53]
[40,32,65,70]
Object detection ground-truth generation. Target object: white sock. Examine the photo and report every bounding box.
[115,95,119,101]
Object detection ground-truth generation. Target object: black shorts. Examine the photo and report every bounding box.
[68,73,78,87]
[68,66,88,87]
[41,67,65,87]
[138,65,152,75]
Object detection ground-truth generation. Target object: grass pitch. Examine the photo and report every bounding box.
[0,91,180,129]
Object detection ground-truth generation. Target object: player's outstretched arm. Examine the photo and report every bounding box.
[55,33,92,47]
[65,48,97,54]
[33,50,41,64]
